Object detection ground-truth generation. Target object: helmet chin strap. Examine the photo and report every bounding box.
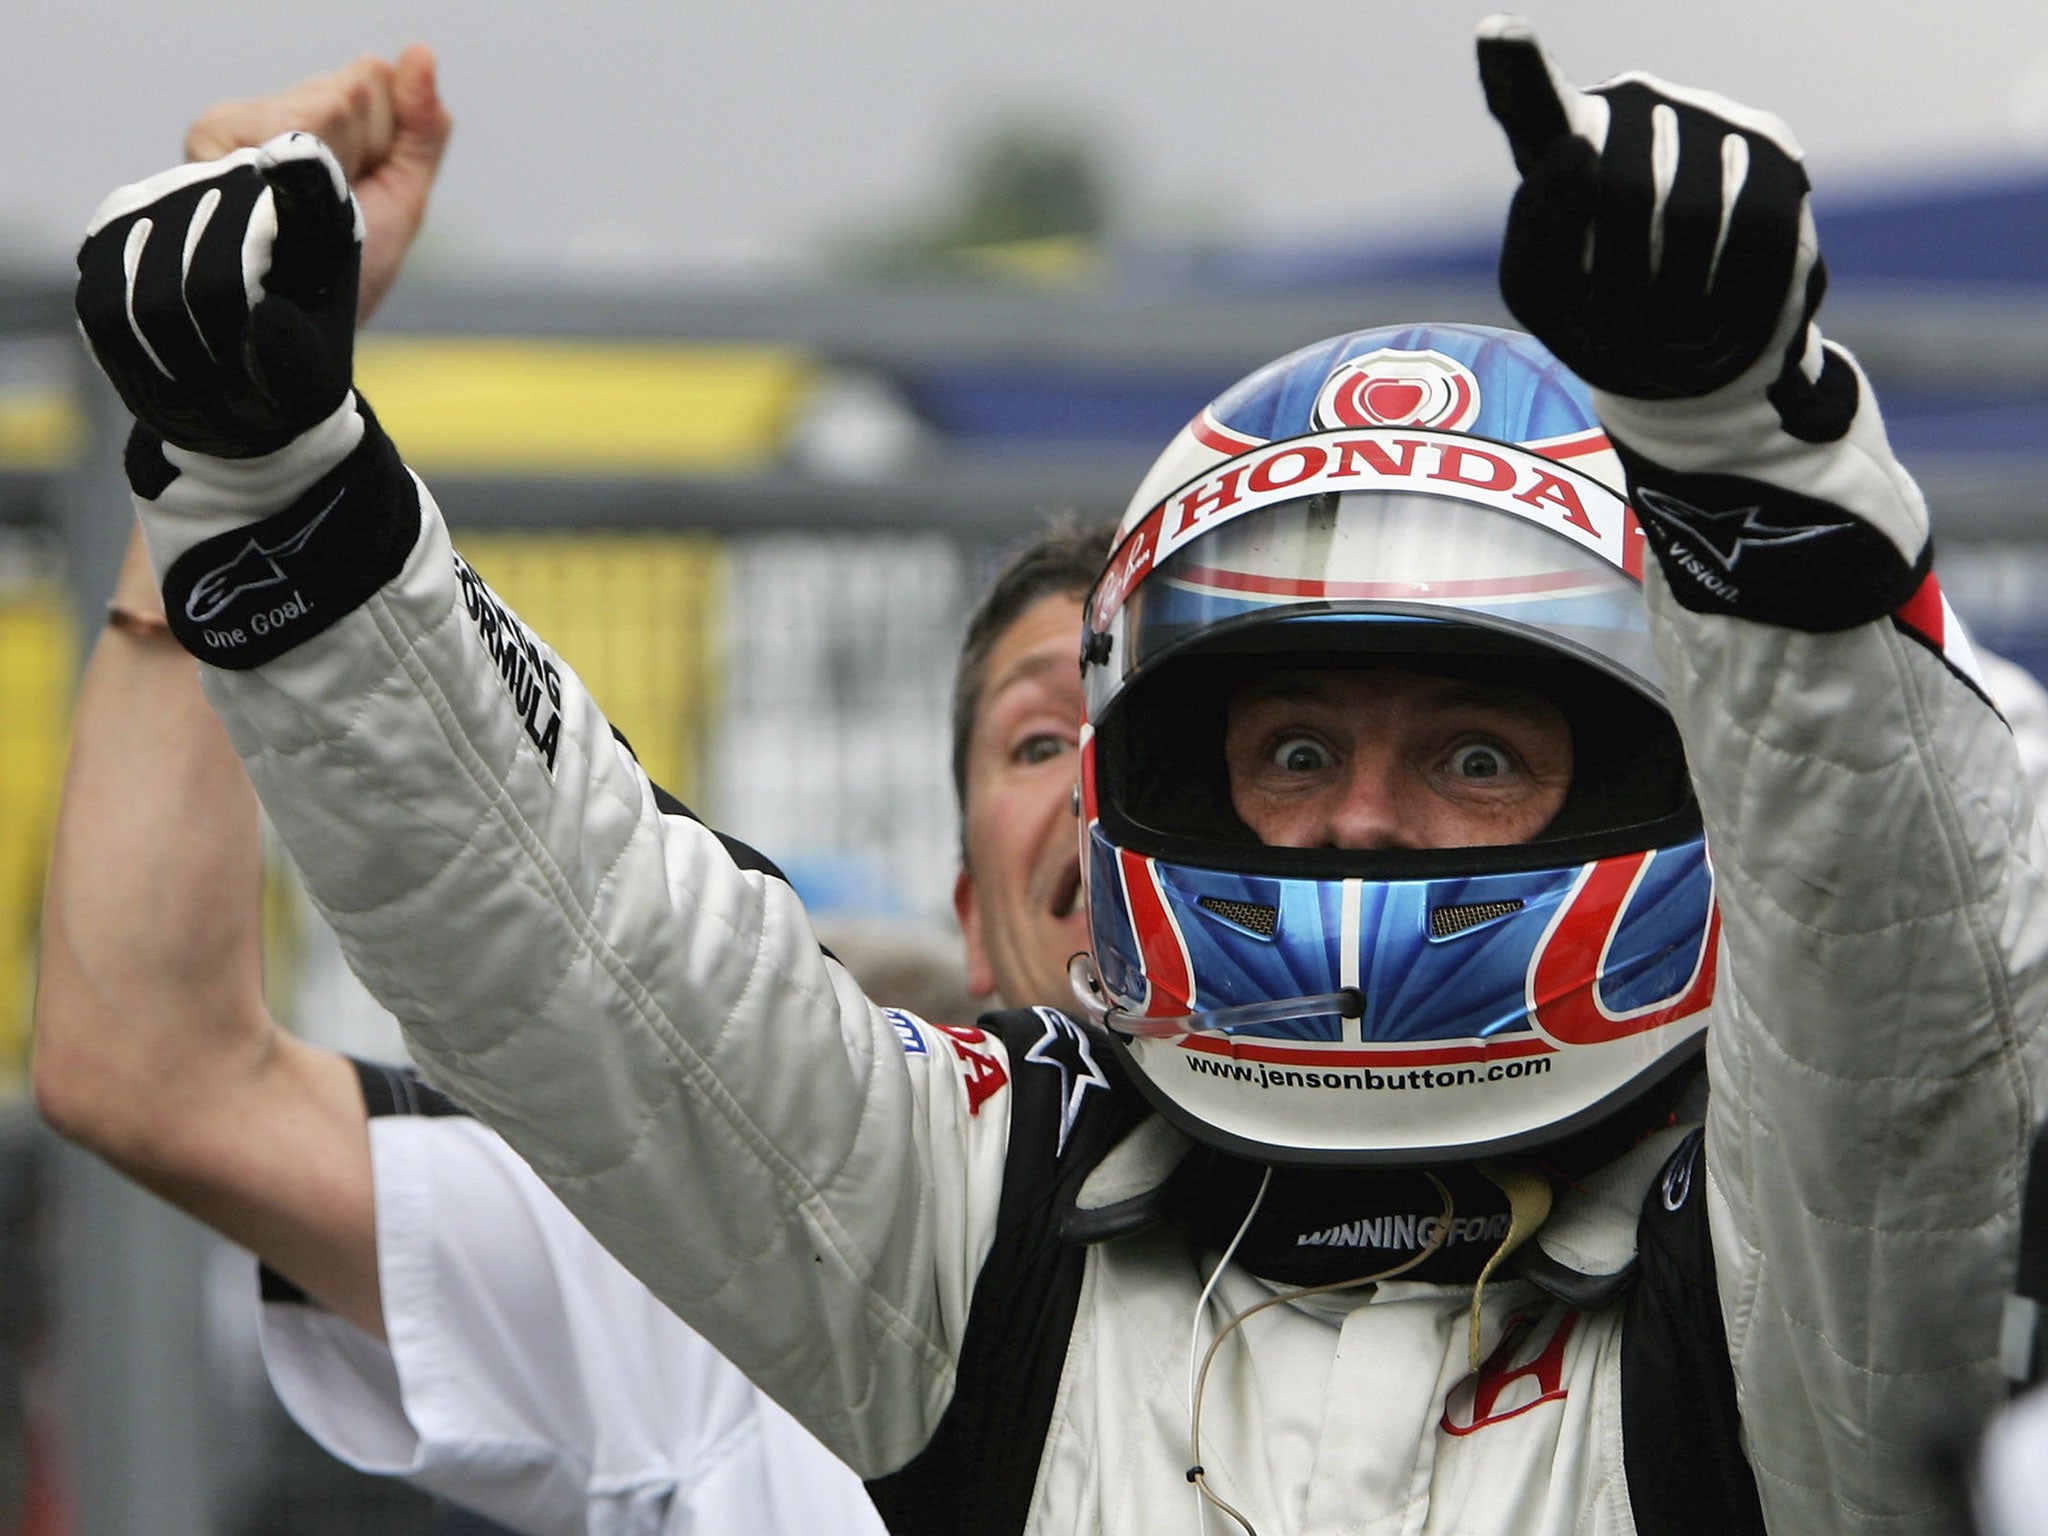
[1067,953,1362,1039]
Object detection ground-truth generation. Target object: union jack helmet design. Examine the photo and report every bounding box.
[1075,324,1715,1166]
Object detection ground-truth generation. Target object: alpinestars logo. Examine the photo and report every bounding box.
[184,490,340,624]
[1661,1129,1703,1213]
[1633,486,1848,574]
[1025,1008,1112,1156]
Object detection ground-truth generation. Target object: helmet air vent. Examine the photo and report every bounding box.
[1429,899,1525,939]
[1197,896,1280,937]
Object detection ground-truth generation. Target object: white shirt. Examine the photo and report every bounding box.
[259,1114,884,1536]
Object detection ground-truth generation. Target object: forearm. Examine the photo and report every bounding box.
[35,531,270,1154]
[32,529,384,1335]
[78,129,893,1368]
[39,47,451,1345]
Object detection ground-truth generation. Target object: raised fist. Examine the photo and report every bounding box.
[184,46,451,325]
[1476,15,1822,404]
[75,132,362,460]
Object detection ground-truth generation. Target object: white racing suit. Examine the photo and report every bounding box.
[132,333,2048,1534]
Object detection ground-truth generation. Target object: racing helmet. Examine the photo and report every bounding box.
[1075,323,1716,1167]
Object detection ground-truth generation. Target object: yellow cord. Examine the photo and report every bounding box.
[1466,1162,1554,1369]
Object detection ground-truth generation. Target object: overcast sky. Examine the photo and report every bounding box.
[8,1,2048,284]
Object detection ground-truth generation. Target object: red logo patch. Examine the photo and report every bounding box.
[1441,1311,1579,1435]
[1315,349,1481,432]
[934,1024,1009,1115]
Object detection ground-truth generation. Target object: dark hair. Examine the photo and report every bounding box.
[950,515,1117,820]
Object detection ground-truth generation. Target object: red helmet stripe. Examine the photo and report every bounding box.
[1526,428,1612,461]
[1190,409,1263,456]
[1117,847,1194,1017]
[1527,852,1719,1046]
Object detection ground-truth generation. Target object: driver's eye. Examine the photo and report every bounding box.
[1014,733,1072,767]
[1446,742,1514,780]
[1271,736,1334,774]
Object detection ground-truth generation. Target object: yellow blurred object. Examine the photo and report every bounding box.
[0,583,76,1089]
[956,234,1104,287]
[355,338,816,474]
[0,389,84,471]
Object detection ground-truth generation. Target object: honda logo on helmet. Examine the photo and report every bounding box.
[1314,349,1481,432]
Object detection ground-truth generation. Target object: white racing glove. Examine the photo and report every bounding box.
[1475,15,1928,630]
[74,134,417,667]
[76,132,362,462]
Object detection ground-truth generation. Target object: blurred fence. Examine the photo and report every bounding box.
[3,262,2048,1533]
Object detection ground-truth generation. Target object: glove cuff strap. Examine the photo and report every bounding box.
[157,402,420,670]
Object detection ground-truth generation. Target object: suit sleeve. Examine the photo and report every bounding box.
[1596,340,2048,1534]
[131,405,1010,1476]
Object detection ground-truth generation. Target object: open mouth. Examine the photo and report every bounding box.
[1052,860,1084,921]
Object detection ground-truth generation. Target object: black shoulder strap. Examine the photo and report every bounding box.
[865,1008,1145,1536]
[1621,1128,1767,1534]
[629,739,802,891]
[350,1056,473,1120]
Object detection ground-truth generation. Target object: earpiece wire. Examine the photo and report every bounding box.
[1183,1170,1455,1536]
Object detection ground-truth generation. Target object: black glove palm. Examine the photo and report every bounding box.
[75,133,361,460]
[1477,16,1817,402]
